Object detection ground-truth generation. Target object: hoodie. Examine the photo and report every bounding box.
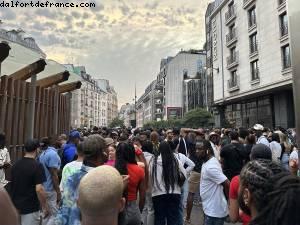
[149,154,187,197]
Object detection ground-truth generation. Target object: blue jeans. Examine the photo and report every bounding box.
[204,215,226,225]
[152,194,182,225]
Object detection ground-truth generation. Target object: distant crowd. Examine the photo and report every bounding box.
[0,124,299,225]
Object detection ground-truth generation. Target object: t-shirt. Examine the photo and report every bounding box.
[38,147,61,192]
[10,157,46,214]
[269,141,282,163]
[229,176,251,225]
[200,157,228,218]
[220,143,247,181]
[127,163,145,201]
[60,161,82,192]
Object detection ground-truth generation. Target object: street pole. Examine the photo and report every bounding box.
[288,0,300,147]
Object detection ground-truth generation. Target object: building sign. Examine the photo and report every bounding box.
[167,107,182,120]
[212,18,217,61]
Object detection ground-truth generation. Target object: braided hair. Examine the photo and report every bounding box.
[240,160,300,225]
[251,172,300,225]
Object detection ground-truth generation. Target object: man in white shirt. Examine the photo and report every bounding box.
[253,124,270,147]
[196,139,229,225]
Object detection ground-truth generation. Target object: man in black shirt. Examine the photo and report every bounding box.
[220,131,248,181]
[10,139,49,225]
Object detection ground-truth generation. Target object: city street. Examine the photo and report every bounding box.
[189,206,239,225]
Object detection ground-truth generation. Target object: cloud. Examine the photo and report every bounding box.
[0,8,16,20]
[35,8,57,19]
[90,2,104,12]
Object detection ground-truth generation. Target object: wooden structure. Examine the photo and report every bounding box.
[0,43,81,164]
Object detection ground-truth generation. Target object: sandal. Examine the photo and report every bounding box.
[184,217,191,224]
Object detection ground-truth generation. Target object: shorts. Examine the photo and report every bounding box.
[188,171,201,194]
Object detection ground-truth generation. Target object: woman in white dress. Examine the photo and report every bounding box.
[0,132,11,187]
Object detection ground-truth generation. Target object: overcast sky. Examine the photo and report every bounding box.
[0,0,211,107]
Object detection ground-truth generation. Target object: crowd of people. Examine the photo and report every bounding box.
[0,124,300,225]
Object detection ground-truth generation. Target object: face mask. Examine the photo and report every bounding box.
[238,189,251,216]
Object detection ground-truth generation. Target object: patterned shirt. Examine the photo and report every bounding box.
[56,164,93,225]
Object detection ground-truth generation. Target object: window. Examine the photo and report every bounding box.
[278,0,285,6]
[248,6,256,28]
[282,45,291,69]
[230,47,237,60]
[249,33,258,54]
[251,60,259,80]
[229,70,237,87]
[280,12,288,37]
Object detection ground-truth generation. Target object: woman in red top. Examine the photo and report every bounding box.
[115,143,146,225]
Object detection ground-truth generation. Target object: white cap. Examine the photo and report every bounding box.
[253,124,264,131]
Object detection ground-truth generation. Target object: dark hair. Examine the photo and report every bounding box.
[250,172,300,225]
[40,137,51,149]
[115,142,137,175]
[195,139,214,156]
[141,140,154,154]
[240,160,284,217]
[77,142,84,155]
[24,139,40,153]
[239,128,249,140]
[229,131,239,141]
[152,142,179,193]
[0,132,5,149]
[250,144,272,161]
[271,133,280,143]
[246,134,256,145]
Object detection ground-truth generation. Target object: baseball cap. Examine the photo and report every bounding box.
[166,129,173,134]
[209,131,219,137]
[250,144,272,160]
[253,124,264,131]
[70,130,81,139]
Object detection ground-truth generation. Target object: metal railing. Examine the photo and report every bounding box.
[225,5,236,23]
[280,23,289,37]
[227,75,240,90]
[227,52,239,67]
[250,41,258,54]
[226,28,237,44]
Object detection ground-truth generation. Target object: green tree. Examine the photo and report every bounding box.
[109,117,125,128]
[182,108,214,128]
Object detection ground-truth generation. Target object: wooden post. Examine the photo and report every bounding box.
[9,59,46,81]
[26,74,37,139]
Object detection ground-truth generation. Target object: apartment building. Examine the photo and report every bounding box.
[206,0,294,128]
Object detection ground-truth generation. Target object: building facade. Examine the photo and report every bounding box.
[66,65,118,128]
[207,0,294,129]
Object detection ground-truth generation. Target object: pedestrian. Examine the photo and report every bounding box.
[56,134,108,225]
[61,130,81,169]
[60,142,84,192]
[0,132,11,188]
[239,159,300,225]
[277,131,292,170]
[244,134,256,163]
[115,142,146,225]
[269,132,282,163]
[165,129,176,150]
[150,131,160,156]
[149,141,186,225]
[185,141,203,225]
[173,142,195,225]
[209,132,221,160]
[78,165,126,225]
[253,124,269,147]
[197,139,229,225]
[229,142,273,225]
[10,139,49,225]
[220,131,247,181]
[38,137,61,225]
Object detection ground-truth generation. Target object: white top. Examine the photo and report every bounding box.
[257,136,270,147]
[200,157,228,218]
[149,154,186,197]
[175,153,195,174]
[60,161,82,191]
[0,147,11,187]
[269,141,282,163]
[290,149,299,163]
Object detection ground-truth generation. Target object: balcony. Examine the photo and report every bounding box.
[155,101,162,106]
[278,0,286,7]
[243,0,255,9]
[226,28,237,47]
[155,83,163,90]
[154,92,163,99]
[249,41,258,57]
[280,23,289,38]
[225,5,236,25]
[227,52,239,69]
[227,75,240,92]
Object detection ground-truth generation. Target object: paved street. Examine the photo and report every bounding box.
[188,205,239,225]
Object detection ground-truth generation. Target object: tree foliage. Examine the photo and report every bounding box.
[109,117,125,128]
[143,108,214,129]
